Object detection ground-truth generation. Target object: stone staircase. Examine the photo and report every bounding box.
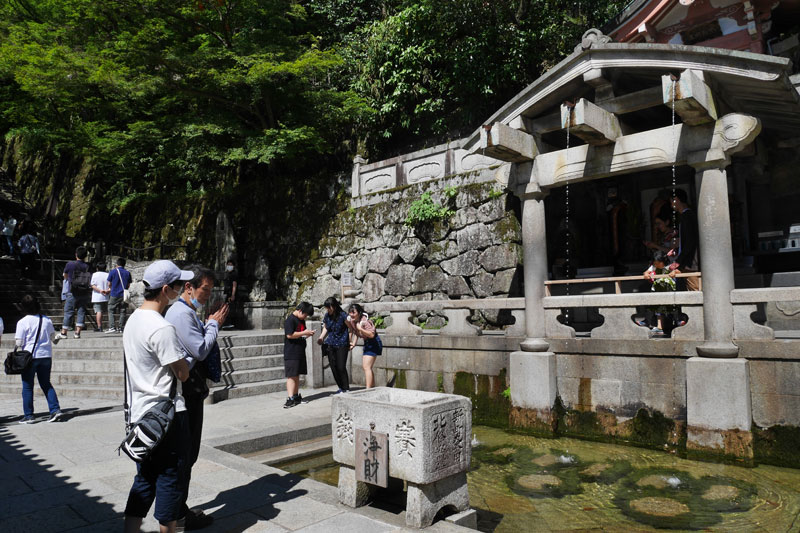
[0,257,68,332]
[0,331,288,403]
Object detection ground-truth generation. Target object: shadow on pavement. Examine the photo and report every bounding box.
[0,424,120,530]
[198,472,308,531]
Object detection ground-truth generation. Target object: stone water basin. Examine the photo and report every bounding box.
[273,425,800,532]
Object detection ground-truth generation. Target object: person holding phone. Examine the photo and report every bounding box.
[283,301,315,408]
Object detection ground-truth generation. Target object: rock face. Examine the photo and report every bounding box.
[285,182,522,312]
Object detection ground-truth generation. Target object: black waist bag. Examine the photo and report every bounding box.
[119,350,177,463]
[4,316,42,375]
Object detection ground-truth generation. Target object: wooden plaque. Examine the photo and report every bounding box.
[354,428,389,488]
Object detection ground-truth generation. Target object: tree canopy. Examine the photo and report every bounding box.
[0,0,626,236]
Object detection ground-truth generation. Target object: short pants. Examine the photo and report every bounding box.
[284,357,308,377]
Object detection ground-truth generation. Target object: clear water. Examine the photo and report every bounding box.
[272,426,800,532]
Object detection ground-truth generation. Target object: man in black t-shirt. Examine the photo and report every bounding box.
[56,246,92,340]
[283,301,315,408]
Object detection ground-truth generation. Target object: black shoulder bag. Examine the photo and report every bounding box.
[4,315,42,375]
[119,350,177,462]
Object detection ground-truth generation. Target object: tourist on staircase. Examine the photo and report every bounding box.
[2,213,17,256]
[107,257,132,333]
[56,246,92,340]
[91,261,110,332]
[164,265,227,531]
[15,294,62,423]
[17,222,40,279]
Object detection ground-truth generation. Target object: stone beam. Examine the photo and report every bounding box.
[560,98,621,145]
[583,68,614,102]
[528,86,662,135]
[521,113,760,193]
[662,69,718,126]
[479,122,538,162]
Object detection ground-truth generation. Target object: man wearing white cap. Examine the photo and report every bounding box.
[123,260,194,533]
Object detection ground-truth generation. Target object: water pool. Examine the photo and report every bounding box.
[271,425,800,532]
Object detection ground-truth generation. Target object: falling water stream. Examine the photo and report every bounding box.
[565,107,571,323]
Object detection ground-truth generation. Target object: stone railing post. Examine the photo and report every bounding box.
[351,155,366,198]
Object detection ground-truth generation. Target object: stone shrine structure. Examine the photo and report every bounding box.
[336,0,800,462]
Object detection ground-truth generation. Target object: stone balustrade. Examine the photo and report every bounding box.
[363,288,800,343]
[543,292,705,340]
[351,140,503,205]
[731,287,800,340]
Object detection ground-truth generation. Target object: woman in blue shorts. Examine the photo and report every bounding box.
[346,303,382,388]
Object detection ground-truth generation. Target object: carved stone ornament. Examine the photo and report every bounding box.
[712,114,761,156]
[575,29,612,53]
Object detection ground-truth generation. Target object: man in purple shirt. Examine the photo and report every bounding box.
[56,246,91,340]
[106,257,132,332]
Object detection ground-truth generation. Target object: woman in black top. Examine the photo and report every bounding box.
[317,297,350,393]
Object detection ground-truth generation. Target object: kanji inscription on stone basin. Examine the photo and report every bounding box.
[430,407,467,473]
[355,428,388,488]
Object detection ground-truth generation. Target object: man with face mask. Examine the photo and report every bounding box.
[164,265,228,530]
[122,260,192,533]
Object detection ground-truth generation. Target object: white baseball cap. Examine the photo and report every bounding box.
[142,260,194,289]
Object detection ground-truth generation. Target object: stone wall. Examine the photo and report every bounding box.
[286,176,523,326]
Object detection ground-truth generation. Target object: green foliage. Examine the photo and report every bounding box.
[0,0,375,216]
[404,192,453,227]
[315,0,627,153]
[502,386,511,399]
[371,315,385,328]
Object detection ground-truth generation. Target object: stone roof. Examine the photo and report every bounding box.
[462,37,800,152]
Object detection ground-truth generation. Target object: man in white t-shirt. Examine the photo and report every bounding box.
[90,263,110,332]
[123,260,193,533]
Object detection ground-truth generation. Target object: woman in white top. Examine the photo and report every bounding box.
[14,294,62,423]
[90,262,110,332]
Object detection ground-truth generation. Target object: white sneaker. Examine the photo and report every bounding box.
[54,333,68,341]
[105,328,116,333]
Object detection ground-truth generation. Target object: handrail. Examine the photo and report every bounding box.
[111,242,187,261]
[544,272,702,296]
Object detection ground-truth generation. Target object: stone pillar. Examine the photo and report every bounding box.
[686,357,753,462]
[509,191,557,431]
[694,167,738,358]
[519,192,549,352]
[351,155,365,198]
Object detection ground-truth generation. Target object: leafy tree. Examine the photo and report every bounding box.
[0,0,374,216]
[311,0,627,156]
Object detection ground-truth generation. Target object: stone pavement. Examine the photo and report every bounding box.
[0,387,471,532]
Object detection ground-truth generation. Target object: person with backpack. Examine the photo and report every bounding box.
[17,223,41,279]
[15,294,62,423]
[107,257,133,333]
[56,246,92,340]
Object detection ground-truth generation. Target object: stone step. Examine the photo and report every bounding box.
[244,436,332,466]
[210,379,286,402]
[0,332,283,350]
[221,354,284,371]
[1,382,124,401]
